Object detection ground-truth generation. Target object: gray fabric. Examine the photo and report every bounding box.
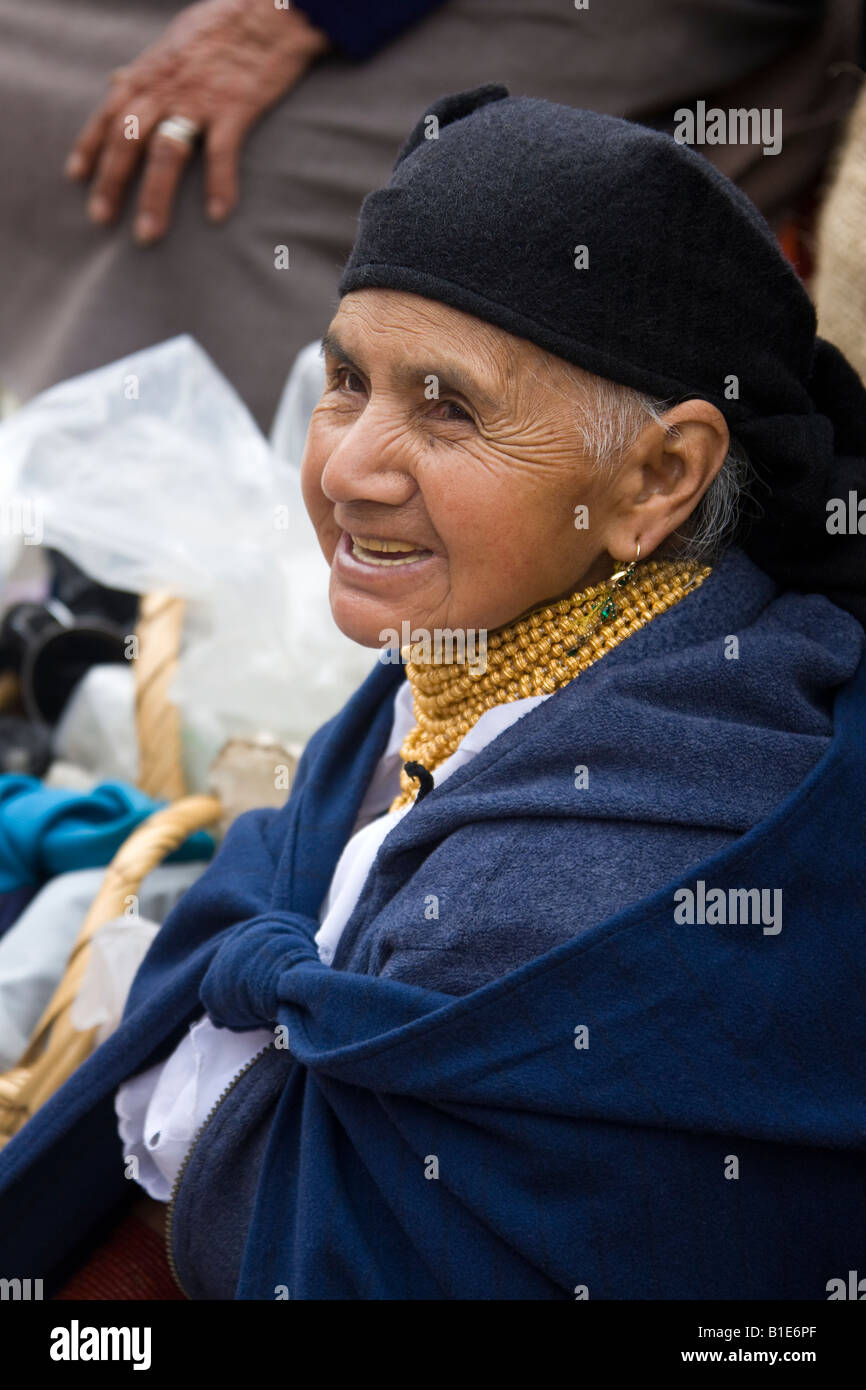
[169,1043,292,1300]
[0,0,858,428]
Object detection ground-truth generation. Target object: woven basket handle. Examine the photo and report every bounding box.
[0,795,220,1144]
[18,795,222,1063]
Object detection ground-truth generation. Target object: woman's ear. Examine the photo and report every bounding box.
[603,398,729,561]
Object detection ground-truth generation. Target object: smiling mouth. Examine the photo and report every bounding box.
[349,534,434,567]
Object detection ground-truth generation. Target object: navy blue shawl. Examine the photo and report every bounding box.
[1,552,865,1299]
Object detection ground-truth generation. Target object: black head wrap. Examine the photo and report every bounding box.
[339,85,866,625]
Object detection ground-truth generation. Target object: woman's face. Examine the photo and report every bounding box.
[301,290,629,647]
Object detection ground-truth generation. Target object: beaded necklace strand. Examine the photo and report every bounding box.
[390,557,711,811]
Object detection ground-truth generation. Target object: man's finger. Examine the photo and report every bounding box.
[204,117,249,221]
[65,98,119,182]
[85,103,158,223]
[133,125,198,244]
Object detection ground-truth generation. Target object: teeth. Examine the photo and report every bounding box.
[353,537,420,553]
[350,535,431,567]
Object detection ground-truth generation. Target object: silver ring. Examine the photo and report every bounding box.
[155,115,201,147]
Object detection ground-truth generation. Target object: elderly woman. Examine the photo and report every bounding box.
[1,86,865,1302]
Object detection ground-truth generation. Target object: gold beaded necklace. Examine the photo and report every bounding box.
[390,556,711,812]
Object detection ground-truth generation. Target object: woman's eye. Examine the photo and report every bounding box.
[431,399,473,424]
[334,366,366,394]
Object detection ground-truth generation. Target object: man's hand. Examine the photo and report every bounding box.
[65,0,331,245]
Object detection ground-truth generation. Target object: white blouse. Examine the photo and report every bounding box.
[115,680,550,1200]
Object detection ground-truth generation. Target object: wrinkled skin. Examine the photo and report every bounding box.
[65,0,330,244]
[302,289,730,649]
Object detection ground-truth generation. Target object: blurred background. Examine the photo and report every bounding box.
[0,0,864,427]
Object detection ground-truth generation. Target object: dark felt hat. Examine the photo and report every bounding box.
[339,85,866,624]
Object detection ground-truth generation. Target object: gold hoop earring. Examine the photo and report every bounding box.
[565,541,643,654]
[608,540,641,589]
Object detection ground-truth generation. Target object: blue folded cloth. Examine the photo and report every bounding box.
[0,777,214,892]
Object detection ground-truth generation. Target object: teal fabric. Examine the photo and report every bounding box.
[0,777,214,891]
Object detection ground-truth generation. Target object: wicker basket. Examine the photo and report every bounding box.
[0,592,221,1146]
[814,78,866,385]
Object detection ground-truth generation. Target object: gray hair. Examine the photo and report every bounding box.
[537,356,754,561]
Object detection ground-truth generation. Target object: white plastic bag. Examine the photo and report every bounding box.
[270,338,327,468]
[52,663,139,786]
[70,915,160,1046]
[0,336,374,788]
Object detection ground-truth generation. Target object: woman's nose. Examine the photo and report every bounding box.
[319,406,417,507]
